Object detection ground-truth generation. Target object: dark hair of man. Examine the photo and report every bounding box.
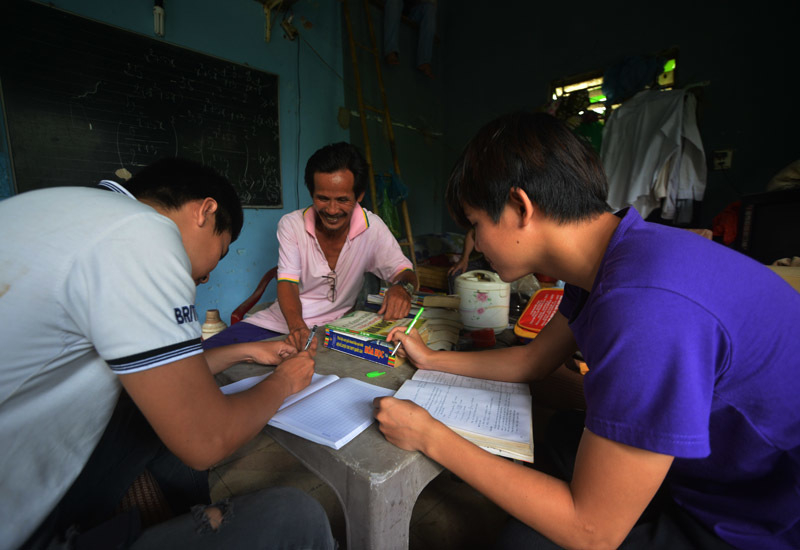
[125,157,244,241]
[445,111,611,228]
[304,142,369,198]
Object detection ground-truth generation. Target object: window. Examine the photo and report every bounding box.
[549,48,678,121]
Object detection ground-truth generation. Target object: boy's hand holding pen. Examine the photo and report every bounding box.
[391,307,424,356]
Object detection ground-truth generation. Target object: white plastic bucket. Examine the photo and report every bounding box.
[454,270,510,333]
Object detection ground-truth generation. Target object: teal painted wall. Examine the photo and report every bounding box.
[0,0,349,323]
[340,1,447,243]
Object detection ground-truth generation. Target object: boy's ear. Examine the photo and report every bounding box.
[197,198,219,227]
[508,187,536,226]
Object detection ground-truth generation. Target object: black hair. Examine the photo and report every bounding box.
[304,142,368,198]
[446,111,611,228]
[125,157,243,241]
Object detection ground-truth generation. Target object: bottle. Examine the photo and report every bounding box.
[201,309,227,341]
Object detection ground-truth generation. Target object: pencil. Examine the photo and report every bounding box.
[391,307,424,356]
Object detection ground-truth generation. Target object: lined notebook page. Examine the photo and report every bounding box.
[221,372,339,410]
[269,377,393,449]
[411,370,529,394]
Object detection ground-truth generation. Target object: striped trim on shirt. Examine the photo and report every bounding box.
[97,179,135,198]
[107,338,204,373]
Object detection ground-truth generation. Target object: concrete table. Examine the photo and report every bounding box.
[223,335,444,550]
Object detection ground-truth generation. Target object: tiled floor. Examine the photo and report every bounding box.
[209,431,512,549]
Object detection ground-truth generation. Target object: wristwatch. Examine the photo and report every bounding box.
[394,281,416,298]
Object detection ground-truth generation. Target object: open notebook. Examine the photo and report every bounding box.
[221,372,393,449]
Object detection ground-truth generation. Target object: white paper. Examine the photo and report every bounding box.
[269,377,393,449]
[220,373,392,449]
[410,370,530,395]
[221,372,340,410]
[395,372,531,444]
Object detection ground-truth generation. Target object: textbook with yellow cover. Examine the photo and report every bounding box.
[324,310,428,368]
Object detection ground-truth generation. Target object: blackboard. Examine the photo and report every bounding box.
[0,0,282,207]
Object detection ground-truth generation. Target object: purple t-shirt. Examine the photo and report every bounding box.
[559,208,800,549]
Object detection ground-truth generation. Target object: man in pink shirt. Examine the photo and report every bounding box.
[205,142,417,351]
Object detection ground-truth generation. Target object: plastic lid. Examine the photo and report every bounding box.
[514,288,564,336]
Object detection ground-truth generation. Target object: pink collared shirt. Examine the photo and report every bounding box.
[244,204,412,333]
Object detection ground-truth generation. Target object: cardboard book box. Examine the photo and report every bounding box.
[324,310,429,368]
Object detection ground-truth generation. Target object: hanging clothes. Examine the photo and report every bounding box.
[600,89,706,222]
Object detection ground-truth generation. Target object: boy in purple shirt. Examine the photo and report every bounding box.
[374,112,800,549]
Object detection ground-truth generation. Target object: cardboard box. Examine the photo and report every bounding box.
[767,265,800,294]
[324,310,429,368]
[324,328,406,367]
[416,264,450,291]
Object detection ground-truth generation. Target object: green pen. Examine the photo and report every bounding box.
[391,307,424,356]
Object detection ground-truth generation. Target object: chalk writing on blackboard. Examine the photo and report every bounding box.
[0,0,282,207]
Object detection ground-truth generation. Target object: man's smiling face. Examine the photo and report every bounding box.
[311,169,364,236]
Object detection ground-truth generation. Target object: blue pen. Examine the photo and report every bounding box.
[391,307,424,356]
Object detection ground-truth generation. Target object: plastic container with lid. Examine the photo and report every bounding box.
[454,270,510,333]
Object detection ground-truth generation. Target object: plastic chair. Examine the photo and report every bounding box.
[230,266,277,325]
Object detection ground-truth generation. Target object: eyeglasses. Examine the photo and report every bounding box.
[323,270,337,302]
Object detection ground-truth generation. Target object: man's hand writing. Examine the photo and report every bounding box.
[286,326,311,352]
[270,350,315,398]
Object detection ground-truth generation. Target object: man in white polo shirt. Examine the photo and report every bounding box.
[205,142,418,351]
[0,158,334,549]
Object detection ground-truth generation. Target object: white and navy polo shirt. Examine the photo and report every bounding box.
[0,184,202,547]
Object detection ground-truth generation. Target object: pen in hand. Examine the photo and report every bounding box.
[304,325,318,351]
[391,307,424,356]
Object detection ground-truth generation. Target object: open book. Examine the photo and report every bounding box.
[221,372,393,450]
[394,370,533,462]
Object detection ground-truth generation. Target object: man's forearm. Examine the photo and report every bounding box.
[393,268,418,291]
[422,344,548,383]
[392,269,419,298]
[203,342,258,374]
[203,341,282,375]
[277,280,306,331]
[423,422,583,548]
[419,316,575,383]
[120,356,297,471]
